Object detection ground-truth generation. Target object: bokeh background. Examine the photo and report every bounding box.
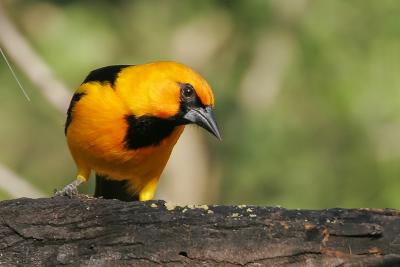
[1,0,400,208]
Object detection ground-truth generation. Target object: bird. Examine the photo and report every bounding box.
[56,61,221,201]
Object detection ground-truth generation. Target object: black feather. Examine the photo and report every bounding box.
[123,83,206,150]
[82,65,131,86]
[124,115,177,150]
[94,174,139,201]
[65,92,85,135]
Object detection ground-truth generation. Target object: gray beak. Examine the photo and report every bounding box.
[183,106,222,140]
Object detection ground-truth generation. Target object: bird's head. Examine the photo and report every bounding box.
[115,61,221,140]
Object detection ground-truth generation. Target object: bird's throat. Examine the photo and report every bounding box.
[124,115,178,150]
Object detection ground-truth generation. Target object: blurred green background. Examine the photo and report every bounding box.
[1,0,400,208]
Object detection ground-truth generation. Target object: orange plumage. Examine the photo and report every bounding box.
[59,61,220,201]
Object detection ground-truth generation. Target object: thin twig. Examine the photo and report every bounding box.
[0,2,72,198]
[0,3,71,114]
[0,47,31,101]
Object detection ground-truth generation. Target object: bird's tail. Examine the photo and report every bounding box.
[94,174,139,201]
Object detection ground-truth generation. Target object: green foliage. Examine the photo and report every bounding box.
[2,0,400,208]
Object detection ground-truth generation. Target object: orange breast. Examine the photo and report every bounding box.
[66,82,184,191]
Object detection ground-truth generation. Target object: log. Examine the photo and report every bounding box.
[0,196,399,266]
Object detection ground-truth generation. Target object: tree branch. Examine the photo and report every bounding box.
[0,197,399,266]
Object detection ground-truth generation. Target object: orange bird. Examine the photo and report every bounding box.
[57,61,221,201]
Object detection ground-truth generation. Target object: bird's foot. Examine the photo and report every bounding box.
[54,179,82,197]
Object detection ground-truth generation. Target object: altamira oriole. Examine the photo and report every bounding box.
[57,61,221,201]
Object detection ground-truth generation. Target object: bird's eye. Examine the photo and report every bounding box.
[181,83,195,99]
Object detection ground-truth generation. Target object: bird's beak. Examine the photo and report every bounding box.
[183,106,222,140]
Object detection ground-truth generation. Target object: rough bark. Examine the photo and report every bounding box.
[0,197,399,266]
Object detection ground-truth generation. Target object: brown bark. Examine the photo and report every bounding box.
[0,196,399,266]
